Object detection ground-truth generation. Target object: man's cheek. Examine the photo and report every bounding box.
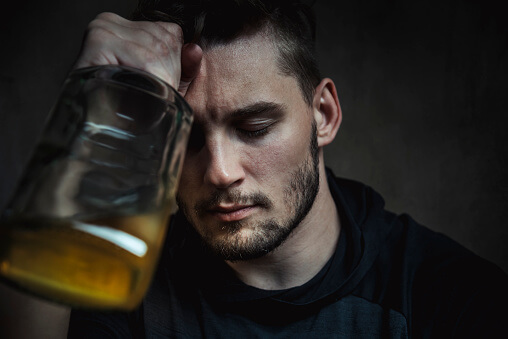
[253,137,304,172]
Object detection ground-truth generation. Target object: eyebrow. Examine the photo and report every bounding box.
[225,101,287,120]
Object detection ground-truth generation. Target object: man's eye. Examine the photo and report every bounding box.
[238,127,270,138]
[237,124,272,138]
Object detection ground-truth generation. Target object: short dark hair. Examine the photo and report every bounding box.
[131,0,321,106]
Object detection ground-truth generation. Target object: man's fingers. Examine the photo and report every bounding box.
[73,13,184,89]
[93,13,182,48]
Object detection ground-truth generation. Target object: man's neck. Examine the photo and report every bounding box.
[225,169,341,290]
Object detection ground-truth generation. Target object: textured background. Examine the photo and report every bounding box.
[1,0,506,338]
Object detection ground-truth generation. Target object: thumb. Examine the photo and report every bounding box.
[178,43,203,96]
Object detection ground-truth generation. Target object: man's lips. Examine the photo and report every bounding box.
[207,204,257,222]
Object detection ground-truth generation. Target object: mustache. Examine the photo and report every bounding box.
[195,190,272,215]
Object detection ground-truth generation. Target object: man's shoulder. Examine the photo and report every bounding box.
[325,167,504,276]
[325,169,508,336]
[384,212,507,290]
[394,216,508,336]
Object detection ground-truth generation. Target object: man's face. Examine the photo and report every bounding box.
[177,31,320,261]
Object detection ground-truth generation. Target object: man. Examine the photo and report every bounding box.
[68,0,508,337]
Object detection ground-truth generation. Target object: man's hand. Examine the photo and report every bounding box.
[73,12,202,96]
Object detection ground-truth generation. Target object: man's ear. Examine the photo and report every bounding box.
[312,78,342,147]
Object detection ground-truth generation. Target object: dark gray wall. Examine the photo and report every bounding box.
[0,0,506,337]
[316,0,507,273]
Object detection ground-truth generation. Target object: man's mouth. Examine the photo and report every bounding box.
[207,204,257,222]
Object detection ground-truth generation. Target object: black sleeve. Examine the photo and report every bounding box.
[67,306,145,339]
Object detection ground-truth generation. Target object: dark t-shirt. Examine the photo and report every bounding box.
[68,169,508,338]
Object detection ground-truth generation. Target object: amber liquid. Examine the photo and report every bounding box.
[0,209,171,311]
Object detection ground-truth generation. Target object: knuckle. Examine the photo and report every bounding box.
[172,25,184,44]
[95,12,119,21]
[157,22,184,44]
[169,30,184,46]
[158,21,182,33]
[144,24,183,55]
[171,23,184,39]
[87,17,109,32]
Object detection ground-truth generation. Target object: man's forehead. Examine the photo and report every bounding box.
[200,30,279,78]
[185,31,290,118]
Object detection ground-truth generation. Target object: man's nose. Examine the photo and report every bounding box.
[203,137,245,189]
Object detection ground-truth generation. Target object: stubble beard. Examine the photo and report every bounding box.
[177,122,320,261]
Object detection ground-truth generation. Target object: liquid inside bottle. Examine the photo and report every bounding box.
[0,209,171,311]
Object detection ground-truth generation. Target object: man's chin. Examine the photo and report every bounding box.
[196,219,293,261]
